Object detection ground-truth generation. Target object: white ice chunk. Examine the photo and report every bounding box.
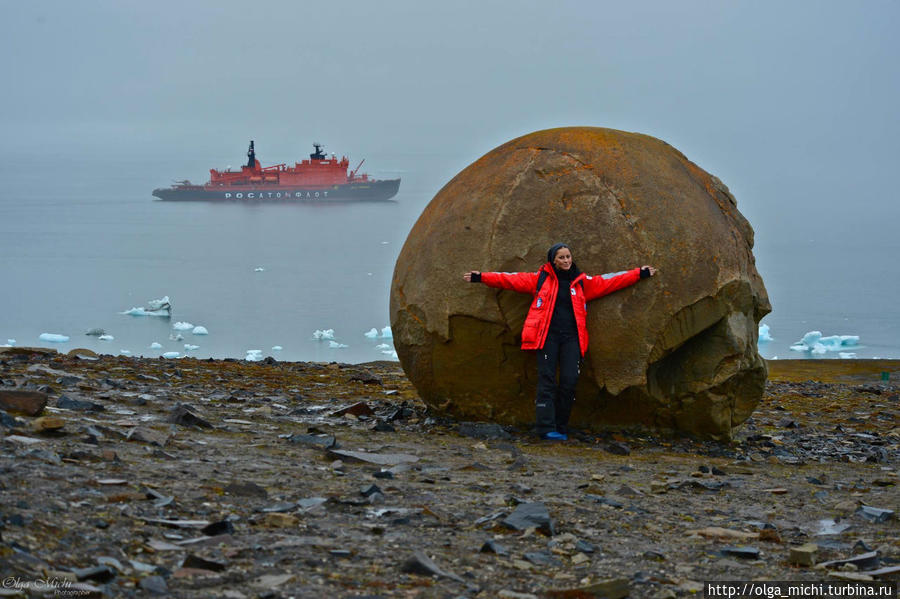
[184,344,199,351]
[254,267,265,272]
[162,352,180,359]
[245,349,263,361]
[271,346,283,351]
[169,332,184,341]
[758,324,773,342]
[7,339,16,346]
[120,349,132,355]
[173,321,194,331]
[146,296,170,311]
[792,330,861,353]
[192,326,208,335]
[121,307,170,317]
[98,334,114,341]
[381,326,393,339]
[39,333,69,343]
[839,352,857,359]
[329,341,348,349]
[375,343,391,350]
[150,342,163,349]
[810,344,827,355]
[364,328,379,338]
[313,329,335,340]
[381,350,398,359]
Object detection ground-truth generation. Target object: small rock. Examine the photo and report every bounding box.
[399,550,464,582]
[605,442,631,456]
[201,520,235,536]
[855,505,894,523]
[480,539,510,556]
[139,575,168,595]
[0,389,48,416]
[503,502,555,535]
[224,481,269,498]
[545,578,630,599]
[790,543,818,566]
[182,554,228,572]
[57,395,105,412]
[330,401,375,417]
[32,415,65,433]
[167,404,213,428]
[263,513,298,528]
[287,433,337,449]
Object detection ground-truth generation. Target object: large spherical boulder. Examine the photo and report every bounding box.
[390,127,770,440]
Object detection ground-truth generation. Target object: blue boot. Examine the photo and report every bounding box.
[540,431,567,441]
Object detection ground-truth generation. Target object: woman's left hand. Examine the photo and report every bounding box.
[642,265,657,276]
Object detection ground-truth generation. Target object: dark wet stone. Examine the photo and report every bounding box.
[643,550,666,561]
[584,494,624,509]
[330,401,375,417]
[5,514,25,526]
[361,484,383,497]
[399,550,464,582]
[372,420,396,432]
[182,554,228,572]
[372,470,394,480]
[502,502,555,535]
[330,549,353,558]
[56,375,82,386]
[854,540,874,552]
[93,519,109,529]
[0,409,23,428]
[480,539,509,556]
[605,442,631,456]
[225,481,269,498]
[0,390,48,416]
[297,497,327,510]
[201,520,235,536]
[457,422,512,440]
[139,575,168,595]
[72,565,116,582]
[720,546,760,559]
[167,404,213,428]
[287,433,337,449]
[388,404,416,422]
[856,505,894,523]
[524,551,561,566]
[57,395,105,412]
[575,540,595,553]
[806,476,826,485]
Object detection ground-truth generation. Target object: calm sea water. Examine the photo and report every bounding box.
[2,149,898,363]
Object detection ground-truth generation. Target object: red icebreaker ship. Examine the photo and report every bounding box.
[152,141,400,202]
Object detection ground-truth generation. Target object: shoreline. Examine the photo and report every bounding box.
[1,348,897,597]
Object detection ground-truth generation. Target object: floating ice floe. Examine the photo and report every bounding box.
[381,350,398,359]
[839,352,857,359]
[122,296,171,317]
[790,331,860,355]
[85,328,105,337]
[39,333,69,343]
[184,344,199,351]
[192,326,208,335]
[313,329,335,340]
[150,342,163,349]
[169,332,184,341]
[254,267,265,272]
[7,339,16,346]
[272,346,283,351]
[329,341,349,349]
[364,328,379,339]
[375,343,391,351]
[758,324,773,342]
[173,321,194,331]
[120,350,132,355]
[162,352,180,359]
[98,334,114,341]
[381,326,392,339]
[245,349,263,361]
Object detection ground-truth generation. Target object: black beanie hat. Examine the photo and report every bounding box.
[547,243,569,263]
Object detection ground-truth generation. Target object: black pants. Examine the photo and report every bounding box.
[535,330,581,435]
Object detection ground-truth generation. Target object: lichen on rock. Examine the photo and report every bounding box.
[390,126,771,439]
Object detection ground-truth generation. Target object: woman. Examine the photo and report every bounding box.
[464,243,656,440]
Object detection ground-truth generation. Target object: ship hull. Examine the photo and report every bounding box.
[152,178,400,202]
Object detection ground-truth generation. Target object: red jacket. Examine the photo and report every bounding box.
[480,263,642,356]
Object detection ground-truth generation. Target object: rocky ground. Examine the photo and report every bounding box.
[0,347,898,598]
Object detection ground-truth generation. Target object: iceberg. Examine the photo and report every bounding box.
[364,328,379,339]
[162,351,180,359]
[98,334,114,341]
[173,321,194,331]
[184,344,199,351]
[254,267,265,272]
[381,349,399,359]
[381,326,393,339]
[313,329,335,340]
[272,345,283,351]
[839,352,857,359]
[245,349,263,361]
[120,349,132,355]
[39,333,69,343]
[790,330,861,354]
[375,343,391,351]
[329,341,349,349]
[192,326,208,335]
[169,332,184,341]
[7,339,16,346]
[758,324,773,342]
[122,296,171,317]
[150,342,163,349]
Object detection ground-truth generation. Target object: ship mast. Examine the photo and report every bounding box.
[246,141,256,169]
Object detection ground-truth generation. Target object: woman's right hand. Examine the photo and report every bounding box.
[463,270,481,282]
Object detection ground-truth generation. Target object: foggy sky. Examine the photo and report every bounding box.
[3,1,899,271]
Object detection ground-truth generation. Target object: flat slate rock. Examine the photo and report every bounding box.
[457,422,512,440]
[327,448,419,465]
[502,502,555,535]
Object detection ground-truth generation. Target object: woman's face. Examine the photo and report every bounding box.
[553,248,573,270]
